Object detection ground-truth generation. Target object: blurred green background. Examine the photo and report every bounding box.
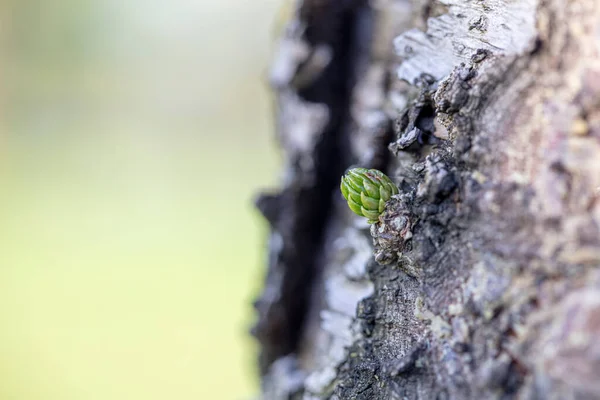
[1,1,281,399]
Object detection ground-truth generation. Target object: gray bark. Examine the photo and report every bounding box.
[253,0,600,399]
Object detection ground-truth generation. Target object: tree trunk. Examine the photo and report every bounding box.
[252,0,600,399]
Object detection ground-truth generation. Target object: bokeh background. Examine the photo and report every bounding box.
[1,1,282,398]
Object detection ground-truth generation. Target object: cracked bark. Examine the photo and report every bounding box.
[253,0,600,399]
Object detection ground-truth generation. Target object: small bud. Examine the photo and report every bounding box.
[340,168,399,223]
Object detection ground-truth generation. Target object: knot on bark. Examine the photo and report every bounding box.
[370,195,415,267]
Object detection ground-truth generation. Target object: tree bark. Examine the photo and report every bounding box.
[253,0,600,399]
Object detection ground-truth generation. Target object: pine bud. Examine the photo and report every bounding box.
[340,168,399,223]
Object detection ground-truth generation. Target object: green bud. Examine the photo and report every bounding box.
[340,168,399,223]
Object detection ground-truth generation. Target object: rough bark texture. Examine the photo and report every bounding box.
[253,0,600,399]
